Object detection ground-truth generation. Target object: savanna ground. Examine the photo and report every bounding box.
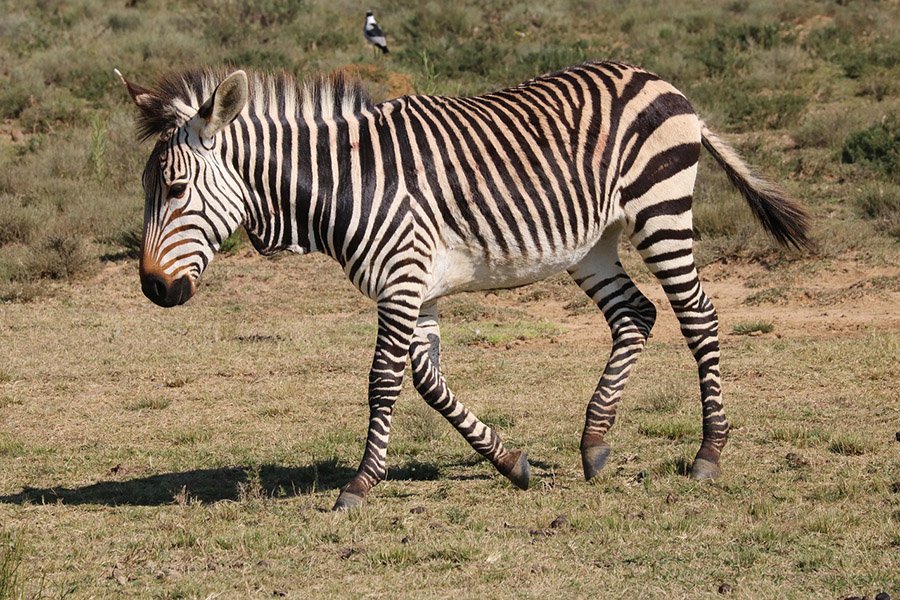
[1,0,899,598]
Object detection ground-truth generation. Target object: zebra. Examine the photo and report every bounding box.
[116,61,809,510]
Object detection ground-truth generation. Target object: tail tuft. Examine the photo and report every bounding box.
[700,122,812,250]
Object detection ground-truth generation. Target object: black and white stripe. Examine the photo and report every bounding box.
[120,61,810,508]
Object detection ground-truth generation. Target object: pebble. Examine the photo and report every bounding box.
[718,583,733,594]
[410,505,426,514]
[875,593,890,600]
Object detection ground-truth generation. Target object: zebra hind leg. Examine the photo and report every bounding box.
[633,212,729,480]
[409,303,530,490]
[568,226,657,480]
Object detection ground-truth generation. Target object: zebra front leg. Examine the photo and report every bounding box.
[333,299,419,511]
[409,303,529,490]
[568,227,657,480]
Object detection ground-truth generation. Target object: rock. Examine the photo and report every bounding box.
[10,129,23,142]
[890,481,900,494]
[409,505,426,514]
[338,547,356,560]
[272,591,287,597]
[718,583,733,594]
[875,593,890,600]
[549,515,568,529]
[895,431,900,442]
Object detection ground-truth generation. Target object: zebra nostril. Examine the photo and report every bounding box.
[151,279,166,301]
[173,276,195,305]
[141,274,172,307]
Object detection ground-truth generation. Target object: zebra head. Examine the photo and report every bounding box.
[118,69,250,307]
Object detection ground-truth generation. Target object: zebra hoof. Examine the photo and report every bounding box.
[332,491,366,511]
[581,444,611,481]
[690,458,721,480]
[502,449,530,491]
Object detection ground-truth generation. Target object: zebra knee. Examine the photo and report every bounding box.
[635,294,657,338]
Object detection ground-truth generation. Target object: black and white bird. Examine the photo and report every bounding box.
[363,11,389,54]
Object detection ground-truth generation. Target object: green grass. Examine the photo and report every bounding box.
[0,528,27,600]
[732,320,775,335]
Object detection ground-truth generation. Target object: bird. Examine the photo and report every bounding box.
[363,10,389,55]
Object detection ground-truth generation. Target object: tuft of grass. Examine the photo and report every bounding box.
[171,429,212,445]
[638,417,699,441]
[0,528,28,600]
[732,321,774,335]
[828,434,872,456]
[855,184,900,239]
[0,439,26,458]
[770,425,829,448]
[124,397,171,411]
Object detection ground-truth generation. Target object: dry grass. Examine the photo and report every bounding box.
[1,253,898,598]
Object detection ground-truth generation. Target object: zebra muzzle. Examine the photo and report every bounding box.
[141,272,195,308]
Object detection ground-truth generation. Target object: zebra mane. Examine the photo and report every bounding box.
[133,68,373,142]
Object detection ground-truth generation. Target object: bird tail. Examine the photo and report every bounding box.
[380,45,389,54]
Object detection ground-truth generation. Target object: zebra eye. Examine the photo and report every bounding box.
[168,182,188,200]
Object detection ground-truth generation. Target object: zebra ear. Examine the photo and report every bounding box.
[114,68,156,109]
[194,70,249,139]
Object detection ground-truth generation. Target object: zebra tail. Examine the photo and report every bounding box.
[699,121,812,250]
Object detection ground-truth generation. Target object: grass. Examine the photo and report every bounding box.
[0,528,27,600]
[732,320,774,335]
[124,397,172,411]
[1,253,897,597]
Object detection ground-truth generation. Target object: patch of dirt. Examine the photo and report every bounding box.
[467,258,900,346]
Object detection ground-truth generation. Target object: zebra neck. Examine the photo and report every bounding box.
[234,110,393,265]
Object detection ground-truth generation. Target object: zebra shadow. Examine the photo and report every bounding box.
[0,458,443,507]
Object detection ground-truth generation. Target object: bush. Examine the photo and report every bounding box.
[29,233,97,281]
[841,117,900,181]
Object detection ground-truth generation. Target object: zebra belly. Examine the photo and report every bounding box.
[423,242,596,301]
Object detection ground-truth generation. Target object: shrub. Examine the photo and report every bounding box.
[28,233,97,281]
[841,117,900,181]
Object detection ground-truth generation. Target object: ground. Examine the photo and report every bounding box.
[1,247,897,598]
